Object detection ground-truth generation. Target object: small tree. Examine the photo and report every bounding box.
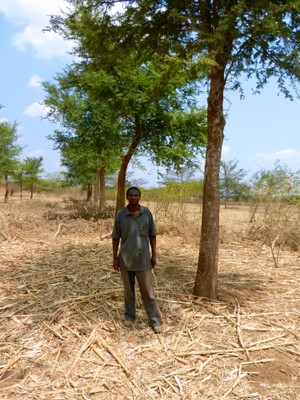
[13,165,25,199]
[43,78,123,206]
[0,121,23,202]
[220,159,248,208]
[22,157,44,199]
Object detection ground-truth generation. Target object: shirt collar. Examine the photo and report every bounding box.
[125,205,143,216]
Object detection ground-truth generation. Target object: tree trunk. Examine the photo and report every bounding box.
[99,167,106,208]
[86,184,93,202]
[4,175,9,203]
[115,115,142,212]
[116,158,128,211]
[193,67,226,299]
[94,169,100,205]
[30,185,34,199]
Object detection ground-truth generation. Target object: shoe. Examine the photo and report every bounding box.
[152,325,162,333]
[123,319,133,327]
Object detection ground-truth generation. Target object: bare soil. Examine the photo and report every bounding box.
[0,195,299,399]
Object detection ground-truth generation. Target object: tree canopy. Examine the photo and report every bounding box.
[0,121,23,201]
[22,157,44,199]
[46,2,207,210]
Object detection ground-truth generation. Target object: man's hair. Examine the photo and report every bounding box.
[126,186,141,197]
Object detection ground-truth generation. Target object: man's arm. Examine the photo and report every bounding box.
[149,235,157,268]
[112,238,120,271]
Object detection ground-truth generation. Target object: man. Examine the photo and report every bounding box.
[112,186,162,333]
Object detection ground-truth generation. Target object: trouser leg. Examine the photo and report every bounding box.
[120,270,136,321]
[135,269,161,327]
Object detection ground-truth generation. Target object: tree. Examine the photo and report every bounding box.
[158,165,200,185]
[0,121,23,202]
[104,0,300,298]
[47,2,207,212]
[43,77,122,206]
[22,157,44,199]
[220,159,248,208]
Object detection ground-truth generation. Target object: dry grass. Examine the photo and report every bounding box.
[0,195,299,399]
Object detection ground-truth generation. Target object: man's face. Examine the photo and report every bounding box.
[127,189,141,205]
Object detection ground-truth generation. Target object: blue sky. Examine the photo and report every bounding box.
[0,0,299,186]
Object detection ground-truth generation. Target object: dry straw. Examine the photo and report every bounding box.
[0,198,299,399]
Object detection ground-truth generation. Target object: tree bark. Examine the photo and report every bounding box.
[115,115,142,212]
[94,169,100,205]
[99,167,106,208]
[193,67,226,299]
[4,175,9,203]
[86,184,93,202]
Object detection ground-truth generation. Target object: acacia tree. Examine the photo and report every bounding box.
[104,0,300,298]
[43,77,122,206]
[22,157,44,199]
[47,3,207,212]
[220,159,248,207]
[0,121,23,202]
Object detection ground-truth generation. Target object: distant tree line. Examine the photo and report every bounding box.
[0,121,43,201]
[1,121,299,210]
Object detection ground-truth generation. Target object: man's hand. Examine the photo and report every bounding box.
[112,238,120,272]
[113,259,120,272]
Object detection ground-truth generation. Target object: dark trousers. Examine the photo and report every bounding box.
[120,269,160,327]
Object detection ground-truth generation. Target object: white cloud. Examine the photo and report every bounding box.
[222,145,231,154]
[0,0,73,59]
[273,149,298,158]
[255,148,299,161]
[28,74,42,88]
[13,24,72,59]
[24,102,50,118]
[55,159,63,168]
[27,149,46,158]
[0,0,63,23]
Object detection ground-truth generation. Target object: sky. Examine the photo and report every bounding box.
[0,0,299,187]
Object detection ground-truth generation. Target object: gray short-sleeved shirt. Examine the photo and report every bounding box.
[112,205,157,271]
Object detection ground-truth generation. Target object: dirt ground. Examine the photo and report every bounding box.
[0,194,299,399]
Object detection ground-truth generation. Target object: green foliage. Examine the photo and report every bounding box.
[144,179,202,209]
[40,173,74,192]
[46,2,207,190]
[13,157,43,198]
[22,156,43,184]
[220,159,249,205]
[250,161,300,204]
[0,121,23,179]
[119,1,300,96]
[141,181,203,235]
[43,78,122,187]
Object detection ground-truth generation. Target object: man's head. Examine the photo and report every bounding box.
[126,186,141,198]
[126,187,141,204]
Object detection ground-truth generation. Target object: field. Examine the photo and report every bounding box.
[0,194,300,399]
